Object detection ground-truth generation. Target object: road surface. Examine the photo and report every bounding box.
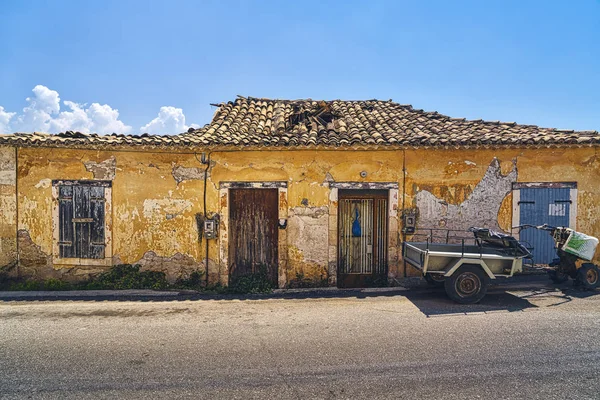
[1,280,599,399]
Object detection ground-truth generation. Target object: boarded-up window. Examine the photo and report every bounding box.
[55,181,108,259]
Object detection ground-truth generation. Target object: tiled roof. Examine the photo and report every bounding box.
[0,131,195,149]
[183,97,600,147]
[1,96,599,149]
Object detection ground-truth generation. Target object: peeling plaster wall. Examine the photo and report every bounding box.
[0,146,17,272]
[128,251,205,282]
[11,145,600,285]
[416,158,517,232]
[287,206,329,283]
[171,164,207,184]
[84,156,116,180]
[17,147,207,282]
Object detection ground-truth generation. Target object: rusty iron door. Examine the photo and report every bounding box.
[338,190,388,288]
[229,188,279,286]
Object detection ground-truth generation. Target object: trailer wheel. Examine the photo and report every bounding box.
[424,273,445,287]
[576,264,600,290]
[444,265,489,304]
[548,270,569,284]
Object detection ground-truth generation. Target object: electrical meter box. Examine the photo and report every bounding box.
[402,209,417,234]
[204,219,218,239]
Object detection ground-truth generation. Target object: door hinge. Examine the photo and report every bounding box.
[72,218,94,223]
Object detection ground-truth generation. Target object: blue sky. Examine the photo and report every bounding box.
[0,0,599,134]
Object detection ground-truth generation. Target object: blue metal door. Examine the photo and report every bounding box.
[519,188,571,264]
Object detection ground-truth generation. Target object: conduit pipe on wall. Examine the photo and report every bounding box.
[195,151,212,286]
[401,149,407,277]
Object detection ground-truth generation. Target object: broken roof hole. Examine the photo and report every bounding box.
[362,104,375,112]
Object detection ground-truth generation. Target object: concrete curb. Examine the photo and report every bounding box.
[0,275,556,302]
[0,289,181,299]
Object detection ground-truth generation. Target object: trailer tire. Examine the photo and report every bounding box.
[548,270,569,284]
[576,264,600,290]
[444,265,489,304]
[424,273,445,287]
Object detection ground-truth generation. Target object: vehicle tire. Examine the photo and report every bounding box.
[548,270,569,284]
[444,265,489,304]
[424,273,445,287]
[576,264,600,290]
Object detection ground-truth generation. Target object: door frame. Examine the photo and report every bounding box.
[219,182,288,288]
[328,182,400,286]
[511,181,577,240]
[337,189,389,288]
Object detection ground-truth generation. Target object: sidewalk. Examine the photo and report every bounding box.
[0,274,555,302]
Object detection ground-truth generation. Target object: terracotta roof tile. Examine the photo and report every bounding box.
[1,96,599,149]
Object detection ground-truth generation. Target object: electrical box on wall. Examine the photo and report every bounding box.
[402,209,418,234]
[204,215,219,239]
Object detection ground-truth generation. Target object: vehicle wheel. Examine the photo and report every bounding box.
[424,273,445,287]
[444,265,489,304]
[576,264,600,290]
[548,270,569,284]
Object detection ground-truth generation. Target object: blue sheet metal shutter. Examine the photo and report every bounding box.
[519,188,570,264]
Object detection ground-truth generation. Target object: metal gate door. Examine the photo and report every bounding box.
[338,190,388,287]
[519,187,571,264]
[229,188,279,286]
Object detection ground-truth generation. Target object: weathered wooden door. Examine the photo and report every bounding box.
[338,190,388,288]
[229,188,279,286]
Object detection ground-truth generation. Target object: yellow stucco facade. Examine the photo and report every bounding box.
[1,144,598,286]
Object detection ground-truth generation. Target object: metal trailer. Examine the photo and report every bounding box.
[403,228,530,304]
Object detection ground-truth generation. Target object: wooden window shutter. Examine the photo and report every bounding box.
[89,186,106,259]
[58,183,106,259]
[58,186,75,258]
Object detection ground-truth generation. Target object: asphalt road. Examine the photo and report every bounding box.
[1,280,600,399]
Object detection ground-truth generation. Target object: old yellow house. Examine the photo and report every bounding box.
[0,96,599,287]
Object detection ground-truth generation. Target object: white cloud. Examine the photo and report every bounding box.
[0,106,15,134]
[46,101,132,135]
[13,85,61,133]
[0,85,197,136]
[140,106,198,135]
[1,85,132,135]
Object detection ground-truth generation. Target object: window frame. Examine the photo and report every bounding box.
[52,180,113,266]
